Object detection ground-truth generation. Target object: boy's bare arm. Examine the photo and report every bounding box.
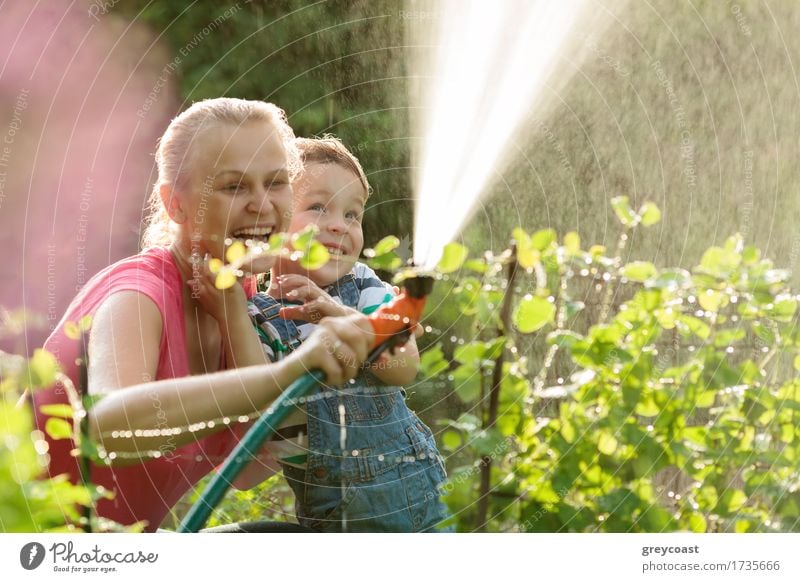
[369,333,420,386]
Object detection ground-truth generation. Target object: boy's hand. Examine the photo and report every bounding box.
[188,254,248,324]
[274,274,358,322]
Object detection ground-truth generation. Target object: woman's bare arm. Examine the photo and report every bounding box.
[87,292,371,463]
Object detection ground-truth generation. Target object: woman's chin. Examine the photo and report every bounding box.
[243,255,276,276]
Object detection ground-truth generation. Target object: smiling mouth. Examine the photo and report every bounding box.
[322,244,350,257]
[230,226,275,245]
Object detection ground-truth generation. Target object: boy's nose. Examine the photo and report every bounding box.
[324,214,347,233]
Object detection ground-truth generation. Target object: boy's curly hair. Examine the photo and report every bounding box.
[295,135,371,198]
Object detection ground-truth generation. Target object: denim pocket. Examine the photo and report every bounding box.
[322,387,397,422]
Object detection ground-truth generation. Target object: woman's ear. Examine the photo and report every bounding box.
[159,184,188,224]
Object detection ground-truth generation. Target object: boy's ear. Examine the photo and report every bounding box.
[159,184,188,224]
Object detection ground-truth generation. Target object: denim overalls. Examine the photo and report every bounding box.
[249,274,450,532]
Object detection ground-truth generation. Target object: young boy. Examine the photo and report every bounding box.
[248,136,449,532]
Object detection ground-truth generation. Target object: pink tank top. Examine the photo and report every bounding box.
[32,247,253,532]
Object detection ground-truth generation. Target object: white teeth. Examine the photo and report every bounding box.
[232,227,273,237]
[325,246,343,256]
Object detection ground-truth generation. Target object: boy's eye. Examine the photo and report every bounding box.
[345,210,362,220]
[308,203,326,213]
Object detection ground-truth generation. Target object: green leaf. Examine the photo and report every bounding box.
[698,289,726,313]
[560,420,576,443]
[677,315,710,340]
[291,225,317,251]
[367,252,402,271]
[225,240,246,263]
[697,246,741,278]
[514,295,556,333]
[372,235,400,256]
[512,227,540,269]
[622,261,657,282]
[268,233,288,252]
[742,246,760,264]
[598,431,619,455]
[547,330,583,349]
[454,341,486,364]
[563,231,580,255]
[78,315,93,333]
[769,296,797,321]
[437,242,468,274]
[45,417,73,440]
[611,196,636,226]
[719,489,747,514]
[531,228,557,251]
[471,428,506,456]
[639,202,661,226]
[299,241,330,270]
[420,344,449,378]
[453,364,481,403]
[214,269,237,290]
[442,429,462,450]
[648,268,692,291]
[688,513,707,532]
[24,349,59,389]
[39,404,73,419]
[463,259,488,273]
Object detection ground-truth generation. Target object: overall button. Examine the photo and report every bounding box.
[313,467,328,479]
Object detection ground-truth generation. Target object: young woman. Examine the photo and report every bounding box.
[32,98,373,532]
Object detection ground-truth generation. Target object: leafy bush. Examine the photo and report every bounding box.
[424,197,800,532]
[0,335,137,532]
[5,198,800,532]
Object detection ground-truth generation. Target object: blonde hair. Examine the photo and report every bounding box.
[141,98,301,248]
[295,135,371,198]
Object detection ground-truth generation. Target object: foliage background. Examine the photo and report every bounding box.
[3,0,800,532]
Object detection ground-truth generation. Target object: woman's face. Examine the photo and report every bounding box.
[179,121,293,274]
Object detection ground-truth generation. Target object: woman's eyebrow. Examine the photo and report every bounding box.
[213,170,243,179]
[214,168,289,179]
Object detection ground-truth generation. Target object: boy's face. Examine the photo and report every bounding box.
[283,162,366,287]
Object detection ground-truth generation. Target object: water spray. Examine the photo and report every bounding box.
[178,272,434,533]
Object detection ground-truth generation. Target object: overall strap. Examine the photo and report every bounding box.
[248,294,303,356]
[325,273,360,309]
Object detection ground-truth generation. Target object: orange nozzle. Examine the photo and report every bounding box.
[367,275,434,351]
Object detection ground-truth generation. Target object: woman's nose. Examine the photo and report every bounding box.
[248,185,274,214]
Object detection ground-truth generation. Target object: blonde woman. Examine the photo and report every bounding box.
[33,98,373,532]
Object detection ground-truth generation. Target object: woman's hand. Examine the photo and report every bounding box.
[187,255,268,368]
[273,274,357,322]
[289,313,374,386]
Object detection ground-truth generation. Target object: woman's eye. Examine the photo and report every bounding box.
[222,183,243,193]
[267,180,289,189]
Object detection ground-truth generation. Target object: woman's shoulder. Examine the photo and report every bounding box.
[57,246,182,328]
